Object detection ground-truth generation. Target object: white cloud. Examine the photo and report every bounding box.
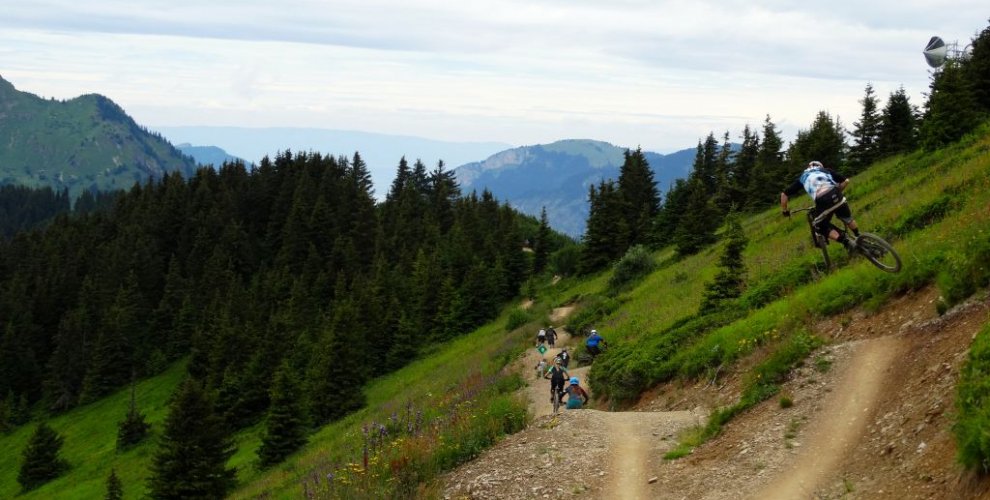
[1,0,986,151]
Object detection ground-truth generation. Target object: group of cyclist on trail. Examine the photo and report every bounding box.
[535,328,609,412]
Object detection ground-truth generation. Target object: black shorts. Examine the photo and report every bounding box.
[550,379,564,394]
[813,187,853,236]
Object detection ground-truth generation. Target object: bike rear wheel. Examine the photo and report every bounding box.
[856,233,901,273]
[815,233,832,271]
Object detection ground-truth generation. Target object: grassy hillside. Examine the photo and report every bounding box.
[1,124,988,497]
[0,76,196,197]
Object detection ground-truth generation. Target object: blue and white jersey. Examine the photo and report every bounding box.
[799,168,836,197]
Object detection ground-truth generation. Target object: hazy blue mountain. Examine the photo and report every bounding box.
[0,75,196,198]
[154,126,512,198]
[176,143,243,167]
[454,139,697,237]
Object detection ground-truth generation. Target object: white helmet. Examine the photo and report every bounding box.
[805,160,824,171]
[590,329,597,334]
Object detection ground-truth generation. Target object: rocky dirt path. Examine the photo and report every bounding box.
[444,304,704,499]
[755,335,903,498]
[446,291,990,498]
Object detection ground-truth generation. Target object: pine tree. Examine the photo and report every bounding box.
[306,298,366,424]
[532,207,551,274]
[848,83,882,173]
[747,115,786,207]
[116,381,150,450]
[80,277,140,403]
[17,422,69,491]
[699,214,748,313]
[149,379,236,499]
[617,147,660,247]
[673,177,720,256]
[730,125,759,210]
[920,60,982,150]
[964,20,990,113]
[105,469,123,500]
[787,111,846,174]
[878,87,919,156]
[258,361,307,466]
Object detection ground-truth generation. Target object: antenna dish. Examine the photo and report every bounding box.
[923,36,948,68]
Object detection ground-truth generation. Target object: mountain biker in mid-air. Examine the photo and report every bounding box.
[780,161,860,253]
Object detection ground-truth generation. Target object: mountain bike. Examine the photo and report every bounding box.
[551,386,565,414]
[792,201,901,273]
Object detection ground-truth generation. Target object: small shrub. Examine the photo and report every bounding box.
[779,394,794,408]
[814,355,833,373]
[607,245,655,293]
[890,194,964,237]
[937,230,990,309]
[566,295,619,335]
[504,308,531,332]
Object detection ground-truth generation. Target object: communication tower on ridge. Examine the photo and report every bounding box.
[923,36,972,69]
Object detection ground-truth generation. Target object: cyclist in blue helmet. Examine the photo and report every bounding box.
[563,376,589,409]
[781,161,860,253]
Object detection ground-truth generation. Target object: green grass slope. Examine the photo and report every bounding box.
[0,76,196,197]
[2,124,989,497]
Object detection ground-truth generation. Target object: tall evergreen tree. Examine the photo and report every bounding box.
[673,177,720,256]
[729,125,759,210]
[964,20,990,113]
[878,87,919,156]
[532,207,551,274]
[105,469,123,500]
[920,60,982,150]
[713,131,735,212]
[787,111,846,174]
[580,181,628,273]
[258,361,307,466]
[306,295,366,424]
[617,148,661,247]
[80,276,140,403]
[747,115,786,207]
[149,378,236,500]
[848,83,883,173]
[17,422,69,491]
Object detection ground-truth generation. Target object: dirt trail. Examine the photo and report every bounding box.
[445,304,704,499]
[446,289,990,499]
[755,336,903,499]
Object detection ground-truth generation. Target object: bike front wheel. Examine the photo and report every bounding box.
[856,233,901,273]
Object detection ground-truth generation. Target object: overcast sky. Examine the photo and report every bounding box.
[2,1,986,152]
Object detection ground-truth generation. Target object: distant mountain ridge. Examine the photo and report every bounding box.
[155,126,513,197]
[176,143,243,167]
[454,140,697,237]
[0,75,196,197]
